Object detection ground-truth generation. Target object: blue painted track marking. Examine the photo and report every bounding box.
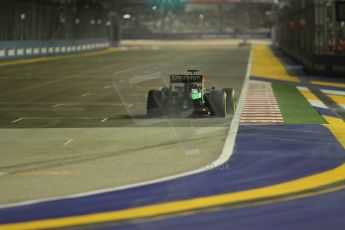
[314,107,340,118]
[1,124,344,226]
[112,188,345,230]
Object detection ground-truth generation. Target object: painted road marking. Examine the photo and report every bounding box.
[11,118,25,123]
[251,45,299,82]
[241,116,283,119]
[297,87,328,109]
[240,118,284,121]
[240,81,283,125]
[128,72,162,85]
[52,104,63,108]
[321,89,345,96]
[243,106,280,109]
[63,139,74,146]
[100,118,108,123]
[241,114,283,117]
[242,114,282,116]
[311,81,345,89]
[306,100,328,109]
[327,94,345,105]
[242,111,282,114]
[240,122,284,125]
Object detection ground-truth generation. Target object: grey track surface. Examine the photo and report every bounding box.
[0,43,250,204]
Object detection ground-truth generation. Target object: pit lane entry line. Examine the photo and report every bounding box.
[0,48,254,210]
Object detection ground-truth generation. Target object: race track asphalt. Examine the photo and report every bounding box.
[0,43,250,204]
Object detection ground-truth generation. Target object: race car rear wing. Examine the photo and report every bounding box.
[170,75,203,83]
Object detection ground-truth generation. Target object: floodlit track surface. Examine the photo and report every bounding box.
[1,43,345,230]
[0,42,250,204]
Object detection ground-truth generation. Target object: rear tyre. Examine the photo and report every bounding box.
[147,90,164,117]
[209,90,226,117]
[223,88,236,115]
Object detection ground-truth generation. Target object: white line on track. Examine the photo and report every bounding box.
[81,93,92,97]
[321,89,345,96]
[296,86,309,92]
[103,85,112,89]
[129,72,162,84]
[52,104,63,108]
[11,118,24,123]
[0,48,254,210]
[100,118,108,123]
[242,112,282,114]
[63,139,74,146]
[307,100,328,109]
[296,87,329,109]
[241,118,283,121]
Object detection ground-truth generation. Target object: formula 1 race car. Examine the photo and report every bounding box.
[147,70,236,118]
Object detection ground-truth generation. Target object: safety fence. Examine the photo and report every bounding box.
[274,0,345,77]
[0,0,115,41]
[0,38,110,61]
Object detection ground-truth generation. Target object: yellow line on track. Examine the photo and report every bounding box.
[327,94,345,106]
[324,116,345,148]
[0,48,121,67]
[311,81,345,89]
[299,90,319,101]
